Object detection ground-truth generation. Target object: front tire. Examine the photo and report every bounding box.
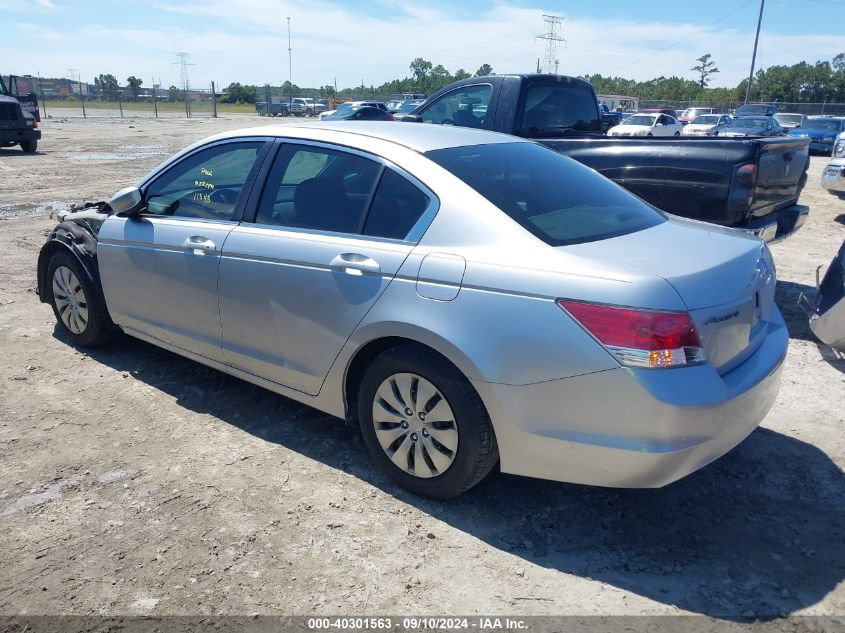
[47,251,115,347]
[358,344,498,499]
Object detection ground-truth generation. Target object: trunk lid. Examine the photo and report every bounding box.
[562,218,776,373]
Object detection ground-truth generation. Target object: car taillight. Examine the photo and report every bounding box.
[736,163,758,206]
[558,300,706,369]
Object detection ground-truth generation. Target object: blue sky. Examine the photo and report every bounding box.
[1,0,842,90]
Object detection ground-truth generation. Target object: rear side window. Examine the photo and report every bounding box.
[363,169,430,239]
[427,142,664,246]
[256,145,381,233]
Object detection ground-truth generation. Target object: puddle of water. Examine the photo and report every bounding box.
[71,146,167,162]
[0,200,68,219]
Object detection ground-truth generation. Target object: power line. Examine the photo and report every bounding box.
[610,0,757,73]
[536,14,566,75]
[173,52,194,96]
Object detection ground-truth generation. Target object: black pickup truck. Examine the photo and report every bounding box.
[0,95,40,153]
[402,74,810,242]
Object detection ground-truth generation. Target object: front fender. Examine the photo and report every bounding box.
[36,222,100,303]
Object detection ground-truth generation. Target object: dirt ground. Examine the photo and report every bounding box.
[0,112,843,621]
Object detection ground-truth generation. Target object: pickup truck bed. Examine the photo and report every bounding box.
[543,135,809,240]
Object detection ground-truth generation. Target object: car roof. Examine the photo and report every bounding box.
[211,121,526,153]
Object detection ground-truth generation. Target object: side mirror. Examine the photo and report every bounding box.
[398,114,422,123]
[109,186,143,216]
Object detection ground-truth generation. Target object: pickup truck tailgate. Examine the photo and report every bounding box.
[749,137,810,219]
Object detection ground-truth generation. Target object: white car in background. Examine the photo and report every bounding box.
[683,114,732,136]
[607,113,683,137]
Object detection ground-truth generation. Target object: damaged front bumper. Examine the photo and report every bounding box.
[798,240,845,351]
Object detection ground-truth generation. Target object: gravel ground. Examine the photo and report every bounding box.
[0,113,843,620]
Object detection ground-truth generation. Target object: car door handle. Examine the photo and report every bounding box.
[330,253,381,276]
[182,236,216,253]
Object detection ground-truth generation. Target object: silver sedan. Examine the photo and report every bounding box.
[37,122,788,498]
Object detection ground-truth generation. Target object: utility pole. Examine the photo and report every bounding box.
[536,14,565,75]
[744,0,765,105]
[174,52,194,116]
[287,17,292,106]
[68,68,85,118]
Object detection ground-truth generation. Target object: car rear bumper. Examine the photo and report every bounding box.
[0,128,40,144]
[809,140,834,153]
[472,307,787,488]
[740,204,809,243]
[822,162,845,195]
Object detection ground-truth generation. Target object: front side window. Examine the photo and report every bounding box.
[418,84,491,129]
[427,142,664,247]
[144,142,262,220]
[256,145,381,233]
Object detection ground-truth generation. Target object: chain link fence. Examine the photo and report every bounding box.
[38,83,220,119]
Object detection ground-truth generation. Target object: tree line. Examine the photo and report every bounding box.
[585,53,845,104]
[41,52,845,106]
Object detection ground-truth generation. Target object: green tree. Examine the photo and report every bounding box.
[126,76,143,101]
[691,54,719,89]
[94,73,119,101]
[475,63,493,77]
[410,58,433,82]
[168,85,180,102]
[453,69,471,81]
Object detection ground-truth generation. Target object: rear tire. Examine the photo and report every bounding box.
[358,344,498,499]
[674,131,681,136]
[47,250,116,348]
[20,139,37,152]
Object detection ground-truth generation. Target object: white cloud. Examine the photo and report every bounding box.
[1,0,840,90]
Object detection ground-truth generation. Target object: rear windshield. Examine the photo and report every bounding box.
[802,119,843,132]
[426,142,664,246]
[517,84,603,135]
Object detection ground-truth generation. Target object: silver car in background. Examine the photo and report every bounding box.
[38,122,788,498]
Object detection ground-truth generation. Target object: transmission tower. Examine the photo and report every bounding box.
[536,14,566,75]
[173,52,194,96]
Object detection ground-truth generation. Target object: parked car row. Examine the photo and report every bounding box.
[608,105,845,154]
[256,97,329,117]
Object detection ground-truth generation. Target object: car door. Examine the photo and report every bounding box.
[97,138,269,362]
[218,140,436,395]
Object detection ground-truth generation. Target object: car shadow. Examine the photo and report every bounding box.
[0,148,43,157]
[776,279,845,373]
[64,331,845,621]
[775,279,816,342]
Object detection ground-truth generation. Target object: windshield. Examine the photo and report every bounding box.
[692,115,720,124]
[517,83,603,135]
[775,114,803,124]
[397,100,423,114]
[802,119,842,132]
[426,142,664,246]
[736,105,770,116]
[730,118,766,129]
[624,115,656,126]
